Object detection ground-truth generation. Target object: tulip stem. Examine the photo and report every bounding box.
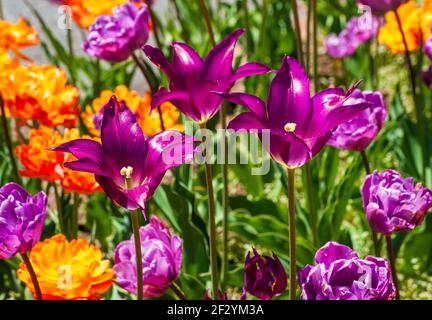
[394,9,426,180]
[200,122,219,299]
[131,52,166,131]
[20,253,43,300]
[148,5,163,50]
[0,0,3,20]
[197,0,216,47]
[360,150,381,256]
[131,209,143,300]
[170,281,187,300]
[52,182,65,235]
[287,168,297,300]
[71,192,79,239]
[385,235,400,300]
[0,96,21,184]
[290,0,304,67]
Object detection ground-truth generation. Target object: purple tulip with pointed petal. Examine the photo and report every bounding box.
[51,96,195,217]
[356,0,408,15]
[143,29,270,123]
[298,242,396,300]
[327,89,387,151]
[362,169,432,235]
[0,183,47,259]
[114,216,182,298]
[216,56,371,168]
[243,248,287,300]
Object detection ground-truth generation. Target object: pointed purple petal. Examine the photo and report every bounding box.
[230,62,271,83]
[266,131,312,168]
[143,45,174,78]
[150,88,190,112]
[214,92,267,119]
[95,175,139,210]
[171,42,203,81]
[267,56,311,134]
[227,112,266,131]
[202,29,244,82]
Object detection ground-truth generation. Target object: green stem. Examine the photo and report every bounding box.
[71,192,79,239]
[0,0,3,20]
[200,122,219,299]
[360,150,380,256]
[132,52,165,131]
[170,281,187,300]
[0,95,21,183]
[148,5,163,49]
[394,9,426,180]
[303,164,318,246]
[287,168,297,300]
[306,0,312,74]
[66,28,75,83]
[290,0,304,66]
[243,0,252,58]
[131,209,143,300]
[170,0,190,42]
[197,0,216,47]
[385,235,400,300]
[53,182,65,235]
[21,253,43,300]
[312,0,318,92]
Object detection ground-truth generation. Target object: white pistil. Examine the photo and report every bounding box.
[284,122,297,133]
[120,166,134,189]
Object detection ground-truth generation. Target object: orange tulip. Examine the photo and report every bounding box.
[82,85,184,137]
[17,234,114,300]
[379,0,432,54]
[0,64,79,127]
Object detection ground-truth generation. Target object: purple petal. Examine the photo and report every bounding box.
[143,45,175,78]
[314,242,358,267]
[150,88,200,121]
[214,92,267,119]
[267,56,311,135]
[227,112,266,131]
[171,42,203,81]
[230,62,271,83]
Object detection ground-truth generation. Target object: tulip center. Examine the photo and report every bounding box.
[284,122,297,133]
[120,166,134,189]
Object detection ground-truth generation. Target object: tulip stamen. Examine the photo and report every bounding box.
[120,166,134,189]
[284,122,297,133]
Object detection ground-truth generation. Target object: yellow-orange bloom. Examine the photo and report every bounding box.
[60,0,132,29]
[82,85,183,137]
[0,18,39,60]
[379,0,432,54]
[16,128,101,193]
[17,234,114,300]
[0,64,80,127]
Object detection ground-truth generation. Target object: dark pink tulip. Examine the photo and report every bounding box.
[217,56,371,168]
[0,183,47,259]
[51,96,195,217]
[243,248,287,300]
[356,0,408,15]
[327,90,387,151]
[143,29,270,123]
[362,170,432,235]
[114,216,182,298]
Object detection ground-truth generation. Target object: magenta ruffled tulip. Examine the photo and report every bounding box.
[0,183,47,259]
[217,56,371,168]
[356,0,408,15]
[143,29,270,123]
[51,96,195,217]
[362,170,432,235]
[83,3,150,61]
[113,216,182,298]
[299,242,396,300]
[325,14,381,58]
[243,248,287,300]
[327,90,387,151]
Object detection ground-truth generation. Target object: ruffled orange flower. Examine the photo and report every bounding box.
[0,17,39,60]
[82,85,183,137]
[378,0,432,54]
[59,0,132,29]
[16,127,102,193]
[0,64,79,127]
[17,234,114,300]
[16,127,65,181]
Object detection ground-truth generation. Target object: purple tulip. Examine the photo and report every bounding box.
[327,90,387,151]
[325,14,380,58]
[114,216,182,298]
[356,0,408,15]
[217,56,370,168]
[51,96,195,217]
[0,183,47,260]
[243,248,287,300]
[422,65,432,88]
[299,242,396,300]
[143,29,270,123]
[83,2,150,61]
[425,35,432,61]
[362,170,432,235]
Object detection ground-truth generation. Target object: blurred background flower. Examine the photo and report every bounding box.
[0,17,39,60]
